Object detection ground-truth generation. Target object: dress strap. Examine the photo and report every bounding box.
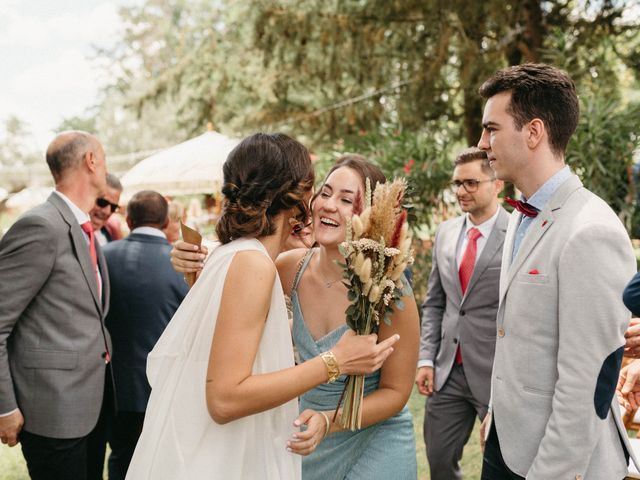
[291,248,315,293]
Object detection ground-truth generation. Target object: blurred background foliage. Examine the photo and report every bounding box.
[1,0,639,297]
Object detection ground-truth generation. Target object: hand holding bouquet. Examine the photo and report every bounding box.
[335,177,414,430]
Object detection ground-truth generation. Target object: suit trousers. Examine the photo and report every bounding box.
[87,366,115,480]
[21,366,111,480]
[107,411,145,480]
[424,364,488,480]
[21,427,100,480]
[481,422,525,480]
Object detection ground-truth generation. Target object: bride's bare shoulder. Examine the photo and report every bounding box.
[227,250,277,284]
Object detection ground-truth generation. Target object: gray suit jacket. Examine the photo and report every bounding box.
[0,193,111,438]
[491,174,637,479]
[420,207,508,405]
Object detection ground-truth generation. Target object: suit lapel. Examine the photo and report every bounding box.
[443,216,465,303]
[463,207,508,301]
[501,175,584,301]
[48,193,103,313]
[96,241,108,316]
[499,209,520,303]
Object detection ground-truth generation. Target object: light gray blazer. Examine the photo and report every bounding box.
[490,174,637,479]
[420,207,509,405]
[0,193,111,438]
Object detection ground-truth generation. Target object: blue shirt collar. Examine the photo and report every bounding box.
[523,166,571,212]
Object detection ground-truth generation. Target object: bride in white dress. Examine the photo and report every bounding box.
[125,133,399,480]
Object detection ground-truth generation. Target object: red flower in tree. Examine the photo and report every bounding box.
[403,158,416,174]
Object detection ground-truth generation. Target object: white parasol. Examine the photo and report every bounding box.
[120,131,239,200]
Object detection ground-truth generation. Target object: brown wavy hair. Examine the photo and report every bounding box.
[216,133,314,244]
[314,154,387,214]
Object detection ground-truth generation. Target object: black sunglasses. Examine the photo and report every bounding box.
[96,197,119,213]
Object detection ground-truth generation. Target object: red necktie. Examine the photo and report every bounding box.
[80,222,100,295]
[504,197,538,217]
[80,222,110,364]
[456,227,482,365]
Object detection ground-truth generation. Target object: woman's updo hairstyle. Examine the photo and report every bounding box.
[216,132,314,244]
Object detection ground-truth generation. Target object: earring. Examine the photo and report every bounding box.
[288,217,303,234]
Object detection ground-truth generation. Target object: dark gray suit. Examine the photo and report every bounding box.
[0,193,111,439]
[104,232,187,412]
[103,231,188,479]
[420,207,508,480]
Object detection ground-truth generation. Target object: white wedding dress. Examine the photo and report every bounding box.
[125,238,301,479]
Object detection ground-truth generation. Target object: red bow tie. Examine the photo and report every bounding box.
[505,197,539,218]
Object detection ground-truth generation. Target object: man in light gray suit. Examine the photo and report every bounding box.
[416,147,507,480]
[477,63,636,480]
[0,131,112,480]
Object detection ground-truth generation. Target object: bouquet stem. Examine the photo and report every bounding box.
[336,374,365,430]
[334,304,372,431]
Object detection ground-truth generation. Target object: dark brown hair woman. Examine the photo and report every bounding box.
[126,133,399,480]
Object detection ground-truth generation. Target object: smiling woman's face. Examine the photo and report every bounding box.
[313,166,363,247]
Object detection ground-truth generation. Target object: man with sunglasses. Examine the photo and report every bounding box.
[416,147,508,480]
[90,173,123,246]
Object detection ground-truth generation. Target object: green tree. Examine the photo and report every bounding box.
[0,116,40,168]
[94,0,639,230]
[97,0,639,147]
[55,113,98,134]
[567,97,640,228]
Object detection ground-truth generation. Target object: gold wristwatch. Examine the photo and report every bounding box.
[320,351,340,383]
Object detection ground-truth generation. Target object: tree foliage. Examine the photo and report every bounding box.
[567,97,640,226]
[80,0,639,225]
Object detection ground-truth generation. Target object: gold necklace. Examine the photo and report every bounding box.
[317,257,344,288]
[321,276,343,288]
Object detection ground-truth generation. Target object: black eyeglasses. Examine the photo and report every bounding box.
[450,179,494,193]
[96,197,119,213]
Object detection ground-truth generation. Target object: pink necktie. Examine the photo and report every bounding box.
[456,227,482,365]
[80,222,100,296]
[80,222,110,364]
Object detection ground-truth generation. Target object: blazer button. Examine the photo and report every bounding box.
[460,310,466,316]
[101,352,107,359]
[453,338,458,344]
[497,327,505,338]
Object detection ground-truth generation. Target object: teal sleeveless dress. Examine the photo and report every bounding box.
[291,250,417,480]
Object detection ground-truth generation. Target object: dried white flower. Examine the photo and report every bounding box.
[390,261,407,281]
[362,278,373,296]
[368,285,381,303]
[359,209,371,233]
[359,258,372,284]
[352,215,364,239]
[383,292,393,306]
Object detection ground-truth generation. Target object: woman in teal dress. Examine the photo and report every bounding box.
[278,155,419,479]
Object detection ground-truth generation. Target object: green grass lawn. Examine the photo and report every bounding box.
[0,386,483,480]
[408,385,483,480]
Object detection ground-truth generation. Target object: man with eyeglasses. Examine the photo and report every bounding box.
[416,147,508,480]
[90,173,123,246]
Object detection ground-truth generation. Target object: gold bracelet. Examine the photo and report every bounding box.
[320,351,340,383]
[319,411,331,439]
